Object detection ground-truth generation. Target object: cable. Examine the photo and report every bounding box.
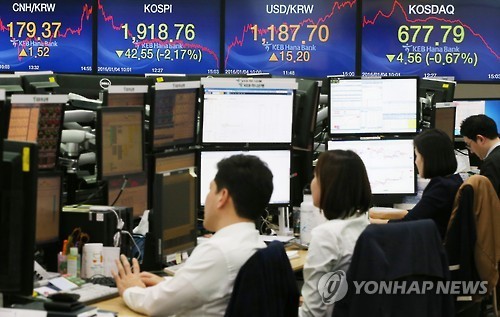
[110,176,128,206]
[75,181,106,207]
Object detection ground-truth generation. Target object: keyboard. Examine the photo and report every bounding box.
[66,283,119,305]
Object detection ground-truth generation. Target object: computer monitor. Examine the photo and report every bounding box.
[20,74,60,94]
[101,85,149,107]
[199,149,291,206]
[454,99,500,136]
[55,74,153,101]
[148,81,200,152]
[329,77,418,136]
[8,94,67,170]
[201,77,297,145]
[327,138,416,196]
[150,167,197,266]
[149,151,197,208]
[36,171,62,244]
[0,75,24,95]
[107,172,148,219]
[0,140,38,305]
[418,78,456,108]
[293,79,320,150]
[96,107,145,180]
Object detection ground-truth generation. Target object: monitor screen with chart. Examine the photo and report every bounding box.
[327,138,416,195]
[199,149,291,205]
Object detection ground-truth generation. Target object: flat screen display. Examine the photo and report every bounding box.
[97,107,144,179]
[361,0,500,81]
[202,78,296,144]
[224,0,357,77]
[329,77,418,135]
[0,0,93,73]
[454,99,500,135]
[97,0,221,74]
[151,81,199,150]
[8,94,66,170]
[200,149,291,205]
[328,138,416,195]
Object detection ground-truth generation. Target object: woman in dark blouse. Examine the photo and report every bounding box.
[371,129,463,238]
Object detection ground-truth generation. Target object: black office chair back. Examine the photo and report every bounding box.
[224,241,300,317]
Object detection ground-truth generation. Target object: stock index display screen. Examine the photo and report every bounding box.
[361,0,500,81]
[224,0,357,77]
[0,0,93,73]
[97,0,221,75]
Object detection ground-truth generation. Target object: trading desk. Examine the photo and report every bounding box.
[92,248,307,316]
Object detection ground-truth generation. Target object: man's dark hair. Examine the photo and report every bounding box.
[414,128,457,178]
[460,114,499,140]
[315,150,371,220]
[214,154,273,220]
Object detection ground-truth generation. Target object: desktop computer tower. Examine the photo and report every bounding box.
[60,205,133,249]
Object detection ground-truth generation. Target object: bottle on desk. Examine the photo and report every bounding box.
[67,247,81,277]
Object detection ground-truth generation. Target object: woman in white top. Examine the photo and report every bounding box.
[299,150,371,317]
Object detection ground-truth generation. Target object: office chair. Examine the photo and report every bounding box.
[445,175,500,316]
[333,220,454,317]
[224,241,300,317]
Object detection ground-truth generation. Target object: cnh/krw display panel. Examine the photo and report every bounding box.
[361,0,500,81]
[97,0,221,74]
[201,77,297,144]
[199,149,291,206]
[327,138,416,195]
[224,0,357,77]
[329,77,418,135]
[0,0,93,73]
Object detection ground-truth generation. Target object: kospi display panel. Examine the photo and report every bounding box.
[0,0,93,73]
[97,0,221,75]
[361,0,500,81]
[224,0,357,77]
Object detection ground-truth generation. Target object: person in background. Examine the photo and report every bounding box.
[371,129,463,239]
[112,155,273,316]
[460,114,500,198]
[299,150,371,317]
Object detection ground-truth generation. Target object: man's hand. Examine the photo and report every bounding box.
[139,272,165,287]
[112,254,146,296]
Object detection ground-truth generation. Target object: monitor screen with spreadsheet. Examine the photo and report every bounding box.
[329,77,418,135]
[201,78,296,144]
[327,138,416,195]
[149,81,200,151]
[8,94,66,170]
[96,107,145,179]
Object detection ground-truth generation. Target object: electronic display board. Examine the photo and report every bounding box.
[0,0,93,73]
[97,0,221,75]
[361,0,500,81]
[224,0,357,77]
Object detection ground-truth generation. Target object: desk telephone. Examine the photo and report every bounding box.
[34,261,60,286]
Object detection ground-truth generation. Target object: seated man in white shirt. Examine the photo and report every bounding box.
[112,154,273,316]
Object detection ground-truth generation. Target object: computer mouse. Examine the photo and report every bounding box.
[48,292,81,303]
